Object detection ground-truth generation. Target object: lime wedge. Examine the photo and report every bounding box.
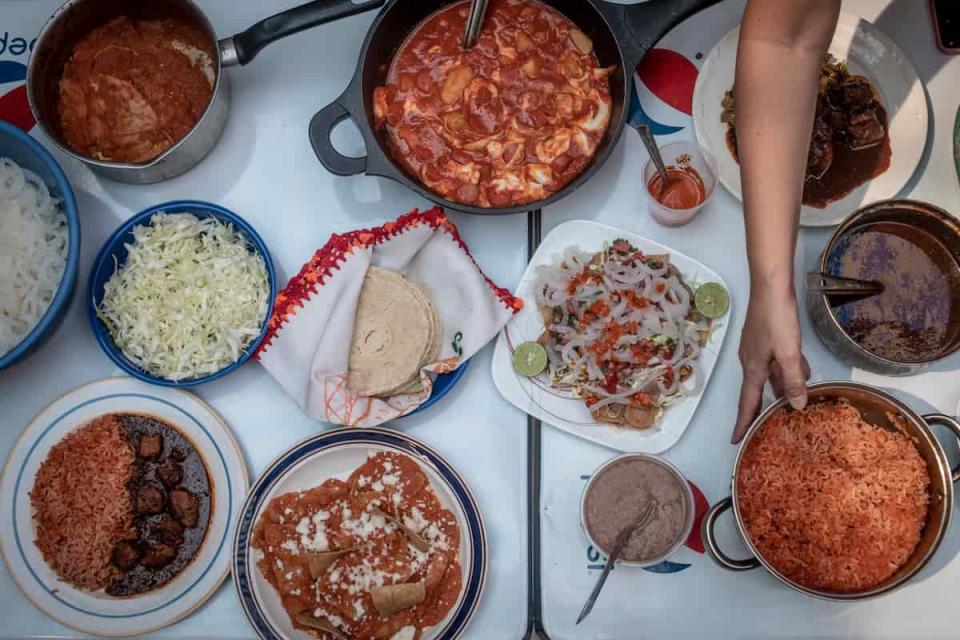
[512,342,548,377]
[694,282,730,319]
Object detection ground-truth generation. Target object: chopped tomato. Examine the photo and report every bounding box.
[603,371,619,394]
[662,366,675,387]
[631,392,653,408]
[655,282,667,294]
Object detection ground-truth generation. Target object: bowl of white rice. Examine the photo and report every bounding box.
[0,120,79,370]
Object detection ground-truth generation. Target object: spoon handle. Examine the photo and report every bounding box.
[637,124,671,184]
[576,499,657,625]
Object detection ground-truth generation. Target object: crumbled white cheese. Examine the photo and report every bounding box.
[381,473,399,486]
[314,608,346,631]
[383,461,394,472]
[280,540,300,555]
[298,510,330,551]
[424,522,449,550]
[342,507,391,540]
[371,480,385,493]
[407,542,430,570]
[353,598,366,620]
[390,626,416,640]
[358,475,370,487]
[391,492,401,506]
[403,507,428,534]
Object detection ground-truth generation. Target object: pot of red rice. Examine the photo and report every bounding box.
[702,381,960,601]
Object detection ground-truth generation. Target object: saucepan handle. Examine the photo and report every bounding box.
[309,98,367,176]
[923,413,960,484]
[220,0,387,67]
[598,0,722,71]
[702,496,761,571]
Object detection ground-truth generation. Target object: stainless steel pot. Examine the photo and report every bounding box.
[27,0,384,183]
[806,199,960,376]
[702,381,960,601]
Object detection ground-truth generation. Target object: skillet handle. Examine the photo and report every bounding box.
[702,496,761,571]
[601,0,722,70]
[309,100,367,176]
[223,0,387,67]
[923,413,960,484]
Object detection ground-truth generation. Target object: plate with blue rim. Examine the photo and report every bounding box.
[0,377,248,637]
[233,426,487,640]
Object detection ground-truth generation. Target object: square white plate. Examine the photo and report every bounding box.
[491,220,731,453]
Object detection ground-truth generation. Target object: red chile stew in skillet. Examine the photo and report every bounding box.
[109,414,211,596]
[373,0,615,208]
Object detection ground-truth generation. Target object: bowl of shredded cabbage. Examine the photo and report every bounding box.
[0,120,80,370]
[89,201,275,386]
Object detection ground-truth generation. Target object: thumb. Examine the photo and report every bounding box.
[779,353,808,411]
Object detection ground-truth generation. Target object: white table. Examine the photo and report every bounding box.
[536,1,960,639]
[0,1,529,637]
[3,0,960,638]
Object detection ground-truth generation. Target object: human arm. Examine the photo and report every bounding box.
[731,0,840,443]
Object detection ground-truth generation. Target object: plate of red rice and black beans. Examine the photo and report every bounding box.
[0,377,247,637]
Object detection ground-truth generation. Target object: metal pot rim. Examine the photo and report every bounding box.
[727,380,955,601]
[26,0,225,171]
[814,198,960,368]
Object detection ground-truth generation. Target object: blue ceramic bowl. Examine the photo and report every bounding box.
[406,358,469,417]
[0,121,80,370]
[88,201,276,387]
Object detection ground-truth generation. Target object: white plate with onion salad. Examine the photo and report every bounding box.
[89,201,275,386]
[491,220,730,453]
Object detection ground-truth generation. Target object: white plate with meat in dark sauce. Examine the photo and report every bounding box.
[692,12,928,227]
[0,377,248,636]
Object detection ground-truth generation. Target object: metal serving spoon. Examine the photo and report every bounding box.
[637,124,671,187]
[806,273,885,303]
[462,0,489,49]
[576,498,658,625]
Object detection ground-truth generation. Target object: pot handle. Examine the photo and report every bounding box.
[221,0,387,67]
[923,413,960,484]
[598,0,722,70]
[309,99,367,176]
[702,496,761,571]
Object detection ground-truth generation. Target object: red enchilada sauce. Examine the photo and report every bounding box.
[57,17,215,164]
[373,0,615,207]
[253,453,462,639]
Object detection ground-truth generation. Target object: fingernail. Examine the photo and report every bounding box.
[789,395,807,411]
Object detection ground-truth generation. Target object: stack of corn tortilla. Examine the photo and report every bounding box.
[347,267,442,397]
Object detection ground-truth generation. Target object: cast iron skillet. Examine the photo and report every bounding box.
[309,0,721,215]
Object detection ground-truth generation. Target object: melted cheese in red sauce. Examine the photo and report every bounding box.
[253,453,462,639]
[373,0,614,208]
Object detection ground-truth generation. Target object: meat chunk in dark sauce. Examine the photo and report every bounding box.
[807,108,834,180]
[111,540,141,571]
[151,515,185,546]
[170,488,199,527]
[846,109,885,149]
[135,483,165,515]
[156,457,182,488]
[138,433,163,459]
[140,543,177,569]
[839,76,875,107]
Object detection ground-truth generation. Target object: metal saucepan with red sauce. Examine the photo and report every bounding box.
[27,0,385,184]
[311,0,720,215]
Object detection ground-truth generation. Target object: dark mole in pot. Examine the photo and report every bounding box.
[584,457,690,563]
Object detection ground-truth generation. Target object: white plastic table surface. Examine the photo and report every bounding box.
[538,1,960,639]
[0,1,529,638]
